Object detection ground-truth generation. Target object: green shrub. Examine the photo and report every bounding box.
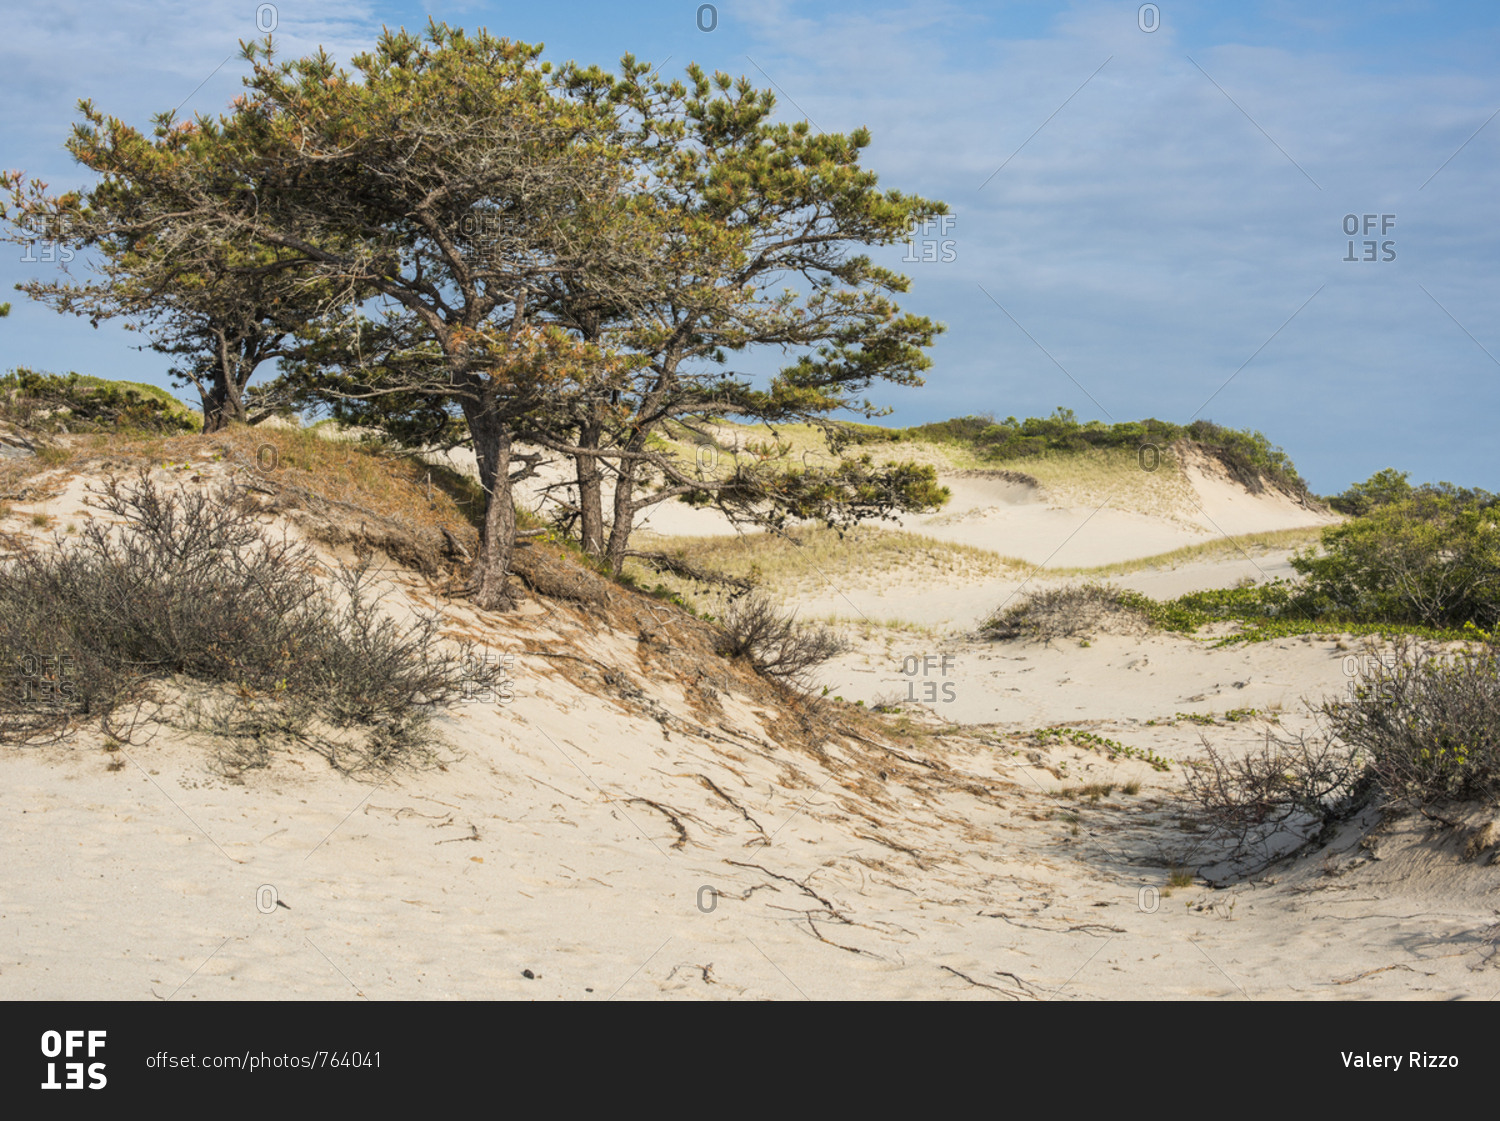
[0,368,198,434]
[1291,490,1500,629]
[1326,468,1414,516]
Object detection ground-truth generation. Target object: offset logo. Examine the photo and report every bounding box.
[901,653,957,704]
[40,1030,107,1090]
[1343,213,1396,262]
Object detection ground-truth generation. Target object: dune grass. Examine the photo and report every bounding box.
[630,519,1327,615]
[652,418,988,475]
[651,422,1215,524]
[1052,525,1326,577]
[1,422,489,551]
[624,524,1029,604]
[1013,445,1198,518]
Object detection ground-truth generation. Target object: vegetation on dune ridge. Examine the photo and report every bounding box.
[622,524,1025,609]
[652,408,1315,530]
[0,468,508,772]
[0,413,855,769]
[2,368,200,434]
[846,407,1314,500]
[982,469,1500,645]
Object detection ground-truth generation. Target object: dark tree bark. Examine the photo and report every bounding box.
[575,416,607,557]
[462,390,519,611]
[603,430,645,575]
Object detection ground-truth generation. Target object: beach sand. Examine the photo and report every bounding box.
[2,446,1496,1000]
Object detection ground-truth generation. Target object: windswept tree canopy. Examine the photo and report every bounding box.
[1,101,349,430]
[529,56,952,569]
[201,23,656,608]
[6,20,953,608]
[282,47,954,571]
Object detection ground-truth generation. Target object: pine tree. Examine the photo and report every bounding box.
[1,109,347,431]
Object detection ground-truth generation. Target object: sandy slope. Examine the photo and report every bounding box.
[2,456,1496,1001]
[5,606,1498,1001]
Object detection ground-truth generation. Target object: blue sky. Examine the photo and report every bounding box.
[4,1,1499,496]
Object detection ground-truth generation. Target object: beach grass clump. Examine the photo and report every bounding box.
[980,582,1152,642]
[713,593,849,685]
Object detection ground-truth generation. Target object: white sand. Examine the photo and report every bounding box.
[2,452,1496,1001]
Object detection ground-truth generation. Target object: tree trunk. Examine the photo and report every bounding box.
[603,435,643,575]
[196,362,251,433]
[464,400,518,611]
[198,380,234,433]
[575,419,605,557]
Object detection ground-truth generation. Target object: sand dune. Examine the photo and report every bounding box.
[3,448,1495,1001]
[5,586,1495,1000]
[484,435,1340,578]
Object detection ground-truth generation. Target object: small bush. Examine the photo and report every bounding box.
[1322,637,1500,805]
[1291,491,1500,630]
[0,469,503,771]
[1326,468,1414,517]
[713,593,848,685]
[1182,636,1500,869]
[1182,733,1366,860]
[982,582,1150,642]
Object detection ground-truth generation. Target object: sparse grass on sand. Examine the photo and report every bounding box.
[654,424,1203,516]
[625,524,1028,603]
[1053,525,1326,577]
[804,614,945,639]
[653,418,989,474]
[9,424,488,542]
[629,518,1325,625]
[1009,445,1196,518]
